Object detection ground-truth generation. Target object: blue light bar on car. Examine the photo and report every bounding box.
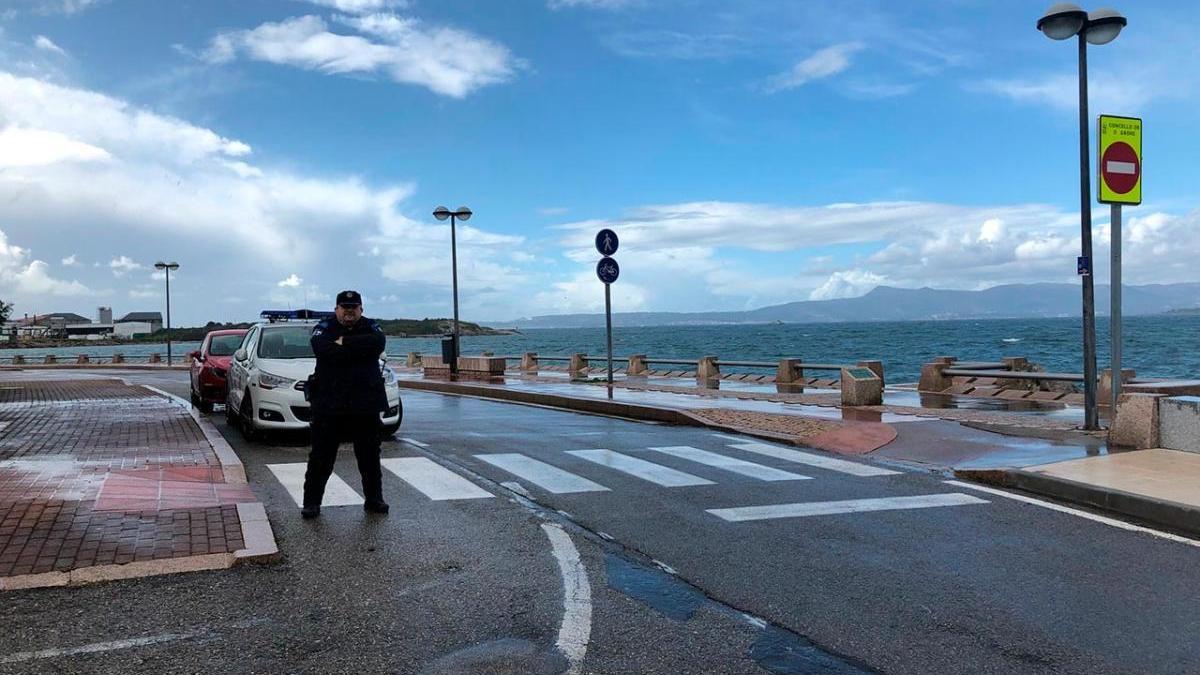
[260,309,336,322]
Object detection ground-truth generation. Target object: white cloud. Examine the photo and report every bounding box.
[548,0,638,9]
[109,255,143,277]
[975,74,1159,114]
[277,273,303,287]
[33,36,67,56]
[61,254,77,266]
[764,42,864,93]
[809,270,887,301]
[204,14,520,98]
[299,0,410,13]
[0,127,110,168]
[0,228,89,297]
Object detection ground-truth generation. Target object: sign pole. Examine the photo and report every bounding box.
[605,283,613,386]
[1110,203,1122,411]
[1077,35,1099,431]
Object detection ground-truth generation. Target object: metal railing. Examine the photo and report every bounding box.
[942,368,1084,383]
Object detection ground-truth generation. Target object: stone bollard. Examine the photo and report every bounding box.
[857,360,884,386]
[1002,356,1028,371]
[697,356,720,383]
[12,355,25,365]
[1099,368,1136,406]
[627,354,648,376]
[44,355,57,364]
[406,352,421,367]
[521,352,539,373]
[933,355,957,365]
[112,353,125,364]
[918,361,951,392]
[776,358,804,384]
[841,366,883,406]
[1109,393,1164,449]
[569,353,589,380]
[76,354,90,364]
[148,353,162,364]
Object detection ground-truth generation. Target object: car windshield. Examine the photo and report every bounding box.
[257,326,315,359]
[208,334,245,356]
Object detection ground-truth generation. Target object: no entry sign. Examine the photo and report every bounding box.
[1098,115,1142,205]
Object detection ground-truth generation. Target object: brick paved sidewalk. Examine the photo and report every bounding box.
[0,378,263,585]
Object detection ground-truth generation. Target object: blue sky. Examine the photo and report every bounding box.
[0,0,1197,325]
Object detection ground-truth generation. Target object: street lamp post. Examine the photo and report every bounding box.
[1037,3,1127,431]
[153,261,180,366]
[432,206,472,375]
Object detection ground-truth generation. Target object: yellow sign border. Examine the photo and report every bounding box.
[1098,114,1142,205]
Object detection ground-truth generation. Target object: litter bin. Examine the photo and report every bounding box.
[441,334,459,373]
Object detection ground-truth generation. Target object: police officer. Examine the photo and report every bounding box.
[301,290,389,518]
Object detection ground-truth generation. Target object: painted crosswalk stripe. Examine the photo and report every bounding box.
[267,463,362,507]
[729,442,900,477]
[648,446,809,481]
[707,493,988,522]
[476,453,610,494]
[381,457,494,501]
[566,449,714,487]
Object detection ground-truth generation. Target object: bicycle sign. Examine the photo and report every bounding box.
[596,257,620,284]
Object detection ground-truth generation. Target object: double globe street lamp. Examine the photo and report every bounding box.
[1036,4,1127,431]
[432,206,472,375]
[153,261,180,366]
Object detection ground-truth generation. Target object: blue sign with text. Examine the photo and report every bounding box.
[596,257,620,284]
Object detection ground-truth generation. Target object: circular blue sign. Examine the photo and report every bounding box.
[595,229,619,256]
[596,257,620,284]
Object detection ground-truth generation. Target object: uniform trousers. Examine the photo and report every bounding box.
[303,412,383,507]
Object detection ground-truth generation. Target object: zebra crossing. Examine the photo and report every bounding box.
[266,434,988,521]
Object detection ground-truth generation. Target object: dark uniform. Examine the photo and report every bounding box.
[302,308,389,515]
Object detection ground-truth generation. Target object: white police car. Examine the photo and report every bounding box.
[225,310,402,440]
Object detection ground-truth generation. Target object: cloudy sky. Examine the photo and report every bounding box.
[0,0,1197,325]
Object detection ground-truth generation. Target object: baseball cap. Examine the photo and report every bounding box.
[336,290,362,307]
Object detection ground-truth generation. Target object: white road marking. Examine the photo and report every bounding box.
[0,631,204,664]
[476,454,610,494]
[729,442,900,477]
[541,523,592,675]
[648,446,810,481]
[267,463,362,507]
[381,457,493,501]
[707,493,988,522]
[566,449,714,487]
[711,433,748,443]
[400,437,429,448]
[1106,160,1137,174]
[945,480,1200,548]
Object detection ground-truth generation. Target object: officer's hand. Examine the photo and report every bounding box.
[335,337,343,345]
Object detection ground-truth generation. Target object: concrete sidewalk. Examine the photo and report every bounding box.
[0,377,277,591]
[395,369,1200,538]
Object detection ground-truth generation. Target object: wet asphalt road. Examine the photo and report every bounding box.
[3,371,1200,674]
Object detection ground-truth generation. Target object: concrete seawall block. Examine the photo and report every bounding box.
[1159,396,1200,454]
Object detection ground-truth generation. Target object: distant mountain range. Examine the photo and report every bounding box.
[503,283,1200,329]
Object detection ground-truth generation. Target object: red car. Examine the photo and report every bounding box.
[189,329,248,413]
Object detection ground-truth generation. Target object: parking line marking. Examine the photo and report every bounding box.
[267,463,362,507]
[567,449,714,487]
[707,493,988,522]
[648,446,810,481]
[381,457,493,500]
[945,480,1200,547]
[400,437,429,448]
[475,454,610,494]
[729,442,900,477]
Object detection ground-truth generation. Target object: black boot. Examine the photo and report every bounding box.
[301,504,321,519]
[363,499,389,514]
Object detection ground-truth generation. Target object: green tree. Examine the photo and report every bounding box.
[0,299,11,325]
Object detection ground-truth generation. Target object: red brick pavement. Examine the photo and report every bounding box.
[0,378,255,581]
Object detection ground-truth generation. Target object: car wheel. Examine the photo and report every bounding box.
[190,389,201,407]
[198,399,214,414]
[380,422,400,439]
[239,392,262,442]
[225,394,239,426]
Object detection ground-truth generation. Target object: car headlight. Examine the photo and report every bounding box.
[258,370,296,390]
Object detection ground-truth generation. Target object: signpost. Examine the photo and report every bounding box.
[595,230,619,385]
[1098,115,1142,411]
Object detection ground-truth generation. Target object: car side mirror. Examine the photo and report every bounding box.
[189,351,203,362]
[234,349,247,362]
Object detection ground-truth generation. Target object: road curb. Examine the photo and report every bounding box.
[0,554,237,591]
[954,467,1200,538]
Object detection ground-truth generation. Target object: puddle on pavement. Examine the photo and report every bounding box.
[605,554,706,621]
[751,626,875,674]
[605,554,874,673]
